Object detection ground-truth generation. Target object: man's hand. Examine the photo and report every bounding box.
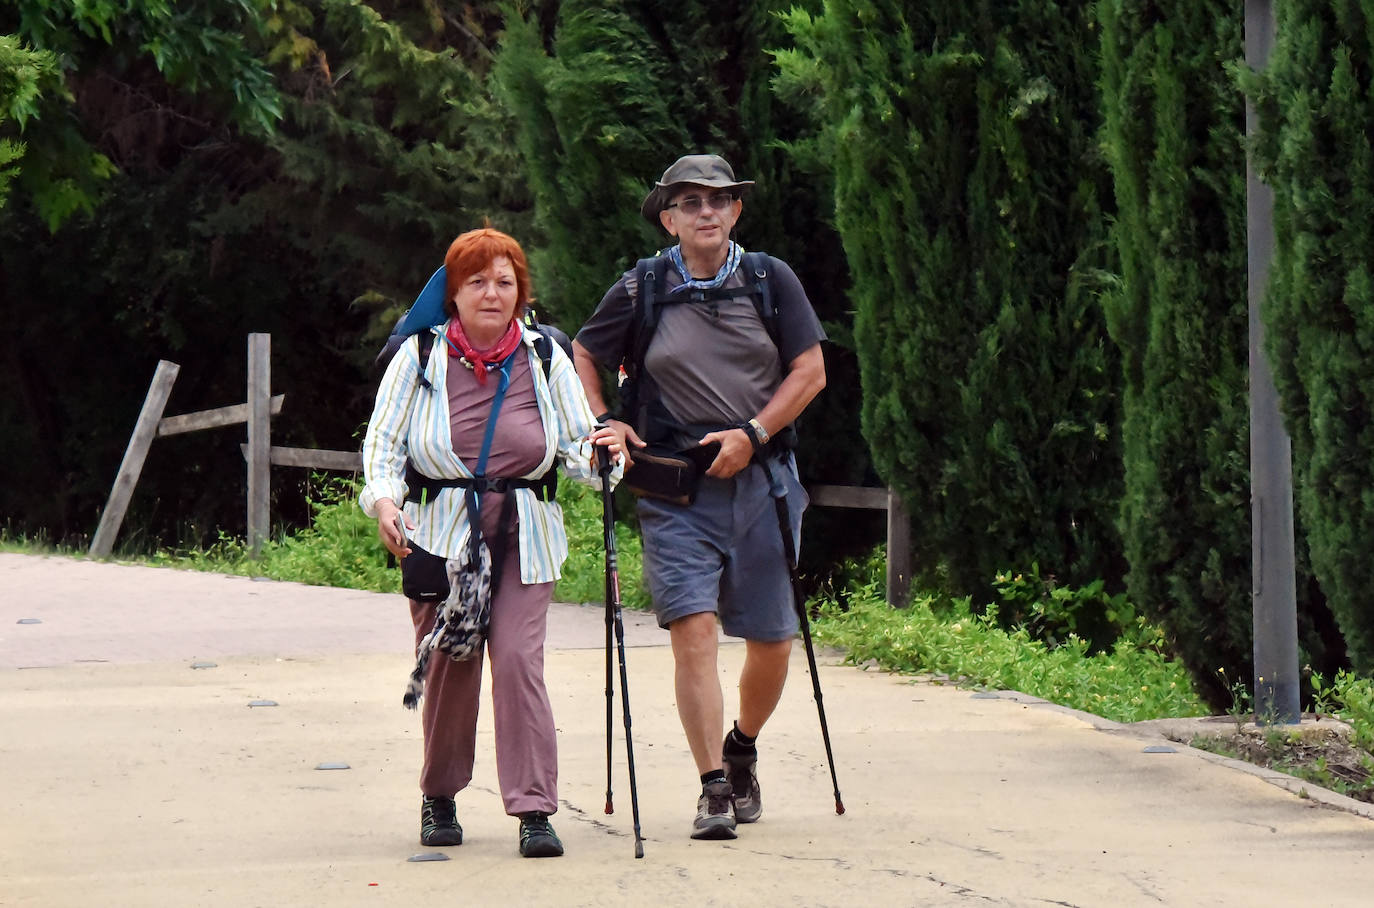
[701,427,754,479]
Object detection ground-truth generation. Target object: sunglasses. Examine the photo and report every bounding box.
[664,191,736,215]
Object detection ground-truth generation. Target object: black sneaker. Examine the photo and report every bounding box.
[690,779,737,840]
[420,796,462,847]
[723,748,761,823]
[518,811,564,858]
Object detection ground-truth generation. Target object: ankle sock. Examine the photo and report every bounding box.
[701,769,727,786]
[724,721,757,756]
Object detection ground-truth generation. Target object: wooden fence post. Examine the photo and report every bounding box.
[90,361,180,558]
[885,490,911,607]
[246,334,271,557]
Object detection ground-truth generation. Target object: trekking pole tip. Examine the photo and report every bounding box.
[634,840,644,859]
[835,797,845,815]
[604,800,614,815]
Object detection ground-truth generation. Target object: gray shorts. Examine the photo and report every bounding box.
[636,453,806,641]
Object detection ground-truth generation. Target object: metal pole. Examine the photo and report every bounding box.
[1245,0,1300,724]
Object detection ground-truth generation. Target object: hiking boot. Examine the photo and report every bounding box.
[690,779,737,840]
[723,748,762,823]
[420,796,462,847]
[518,811,564,858]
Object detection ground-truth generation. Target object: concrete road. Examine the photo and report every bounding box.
[2,552,1373,907]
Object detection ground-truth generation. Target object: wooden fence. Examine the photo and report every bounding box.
[94,333,913,604]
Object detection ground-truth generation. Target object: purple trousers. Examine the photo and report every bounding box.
[408,505,558,816]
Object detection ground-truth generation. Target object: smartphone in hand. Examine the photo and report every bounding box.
[392,511,410,553]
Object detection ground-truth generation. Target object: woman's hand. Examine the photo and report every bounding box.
[594,419,639,468]
[376,498,412,559]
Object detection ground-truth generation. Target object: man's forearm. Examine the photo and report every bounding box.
[754,344,826,436]
[572,340,610,416]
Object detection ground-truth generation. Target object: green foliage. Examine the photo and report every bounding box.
[1095,0,1279,706]
[3,0,283,228]
[810,556,1206,724]
[0,34,58,208]
[1330,671,1374,755]
[548,480,652,610]
[778,1,1123,602]
[0,1,530,549]
[141,473,650,611]
[492,1,695,329]
[146,476,400,591]
[1251,1,1374,675]
[993,563,1136,654]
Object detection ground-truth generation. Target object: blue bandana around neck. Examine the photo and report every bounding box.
[667,242,744,294]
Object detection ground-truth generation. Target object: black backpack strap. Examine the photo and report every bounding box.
[533,328,552,378]
[415,331,435,390]
[740,251,780,349]
[620,255,669,431]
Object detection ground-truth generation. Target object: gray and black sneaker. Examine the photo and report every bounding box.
[420,795,462,847]
[723,749,762,823]
[690,779,738,840]
[518,811,564,858]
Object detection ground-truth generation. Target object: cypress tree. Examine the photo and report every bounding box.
[778,1,1122,600]
[1255,0,1374,673]
[1097,1,1260,704]
[493,2,836,328]
[492,2,688,329]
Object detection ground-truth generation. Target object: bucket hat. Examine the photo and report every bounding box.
[640,154,754,225]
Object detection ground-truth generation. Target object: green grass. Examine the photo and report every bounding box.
[807,552,1208,724]
[21,483,1374,740]
[131,475,653,609]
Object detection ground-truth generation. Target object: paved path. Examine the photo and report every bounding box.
[3,552,1374,907]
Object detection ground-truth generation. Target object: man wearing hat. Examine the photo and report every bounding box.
[572,153,827,840]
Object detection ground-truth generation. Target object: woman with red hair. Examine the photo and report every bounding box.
[361,227,621,857]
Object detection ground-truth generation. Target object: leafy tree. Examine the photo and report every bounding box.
[1253,0,1374,674]
[0,33,59,208]
[2,0,282,229]
[777,1,1122,601]
[0,1,525,549]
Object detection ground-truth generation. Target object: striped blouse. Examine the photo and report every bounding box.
[359,323,621,584]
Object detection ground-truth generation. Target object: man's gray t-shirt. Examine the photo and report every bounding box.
[576,254,826,444]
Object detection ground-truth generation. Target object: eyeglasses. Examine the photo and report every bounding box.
[664,191,736,215]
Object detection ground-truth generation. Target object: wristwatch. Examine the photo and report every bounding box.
[743,418,771,451]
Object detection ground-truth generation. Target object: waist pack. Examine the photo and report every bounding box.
[623,442,720,506]
[400,542,450,602]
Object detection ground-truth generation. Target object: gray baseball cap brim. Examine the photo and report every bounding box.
[640,154,754,225]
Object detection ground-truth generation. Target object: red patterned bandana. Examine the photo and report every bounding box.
[444,318,523,383]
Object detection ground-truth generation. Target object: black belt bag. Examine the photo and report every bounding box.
[623,442,721,506]
[401,542,450,602]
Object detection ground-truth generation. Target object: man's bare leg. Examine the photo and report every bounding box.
[669,611,725,775]
[737,637,792,737]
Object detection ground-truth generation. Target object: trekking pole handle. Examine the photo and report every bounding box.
[594,425,613,475]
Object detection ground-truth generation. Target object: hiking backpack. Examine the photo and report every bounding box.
[618,250,792,447]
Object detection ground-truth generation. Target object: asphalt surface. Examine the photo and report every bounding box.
[3,551,1374,907]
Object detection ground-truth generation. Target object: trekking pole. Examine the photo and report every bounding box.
[597,443,646,857]
[756,455,845,815]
